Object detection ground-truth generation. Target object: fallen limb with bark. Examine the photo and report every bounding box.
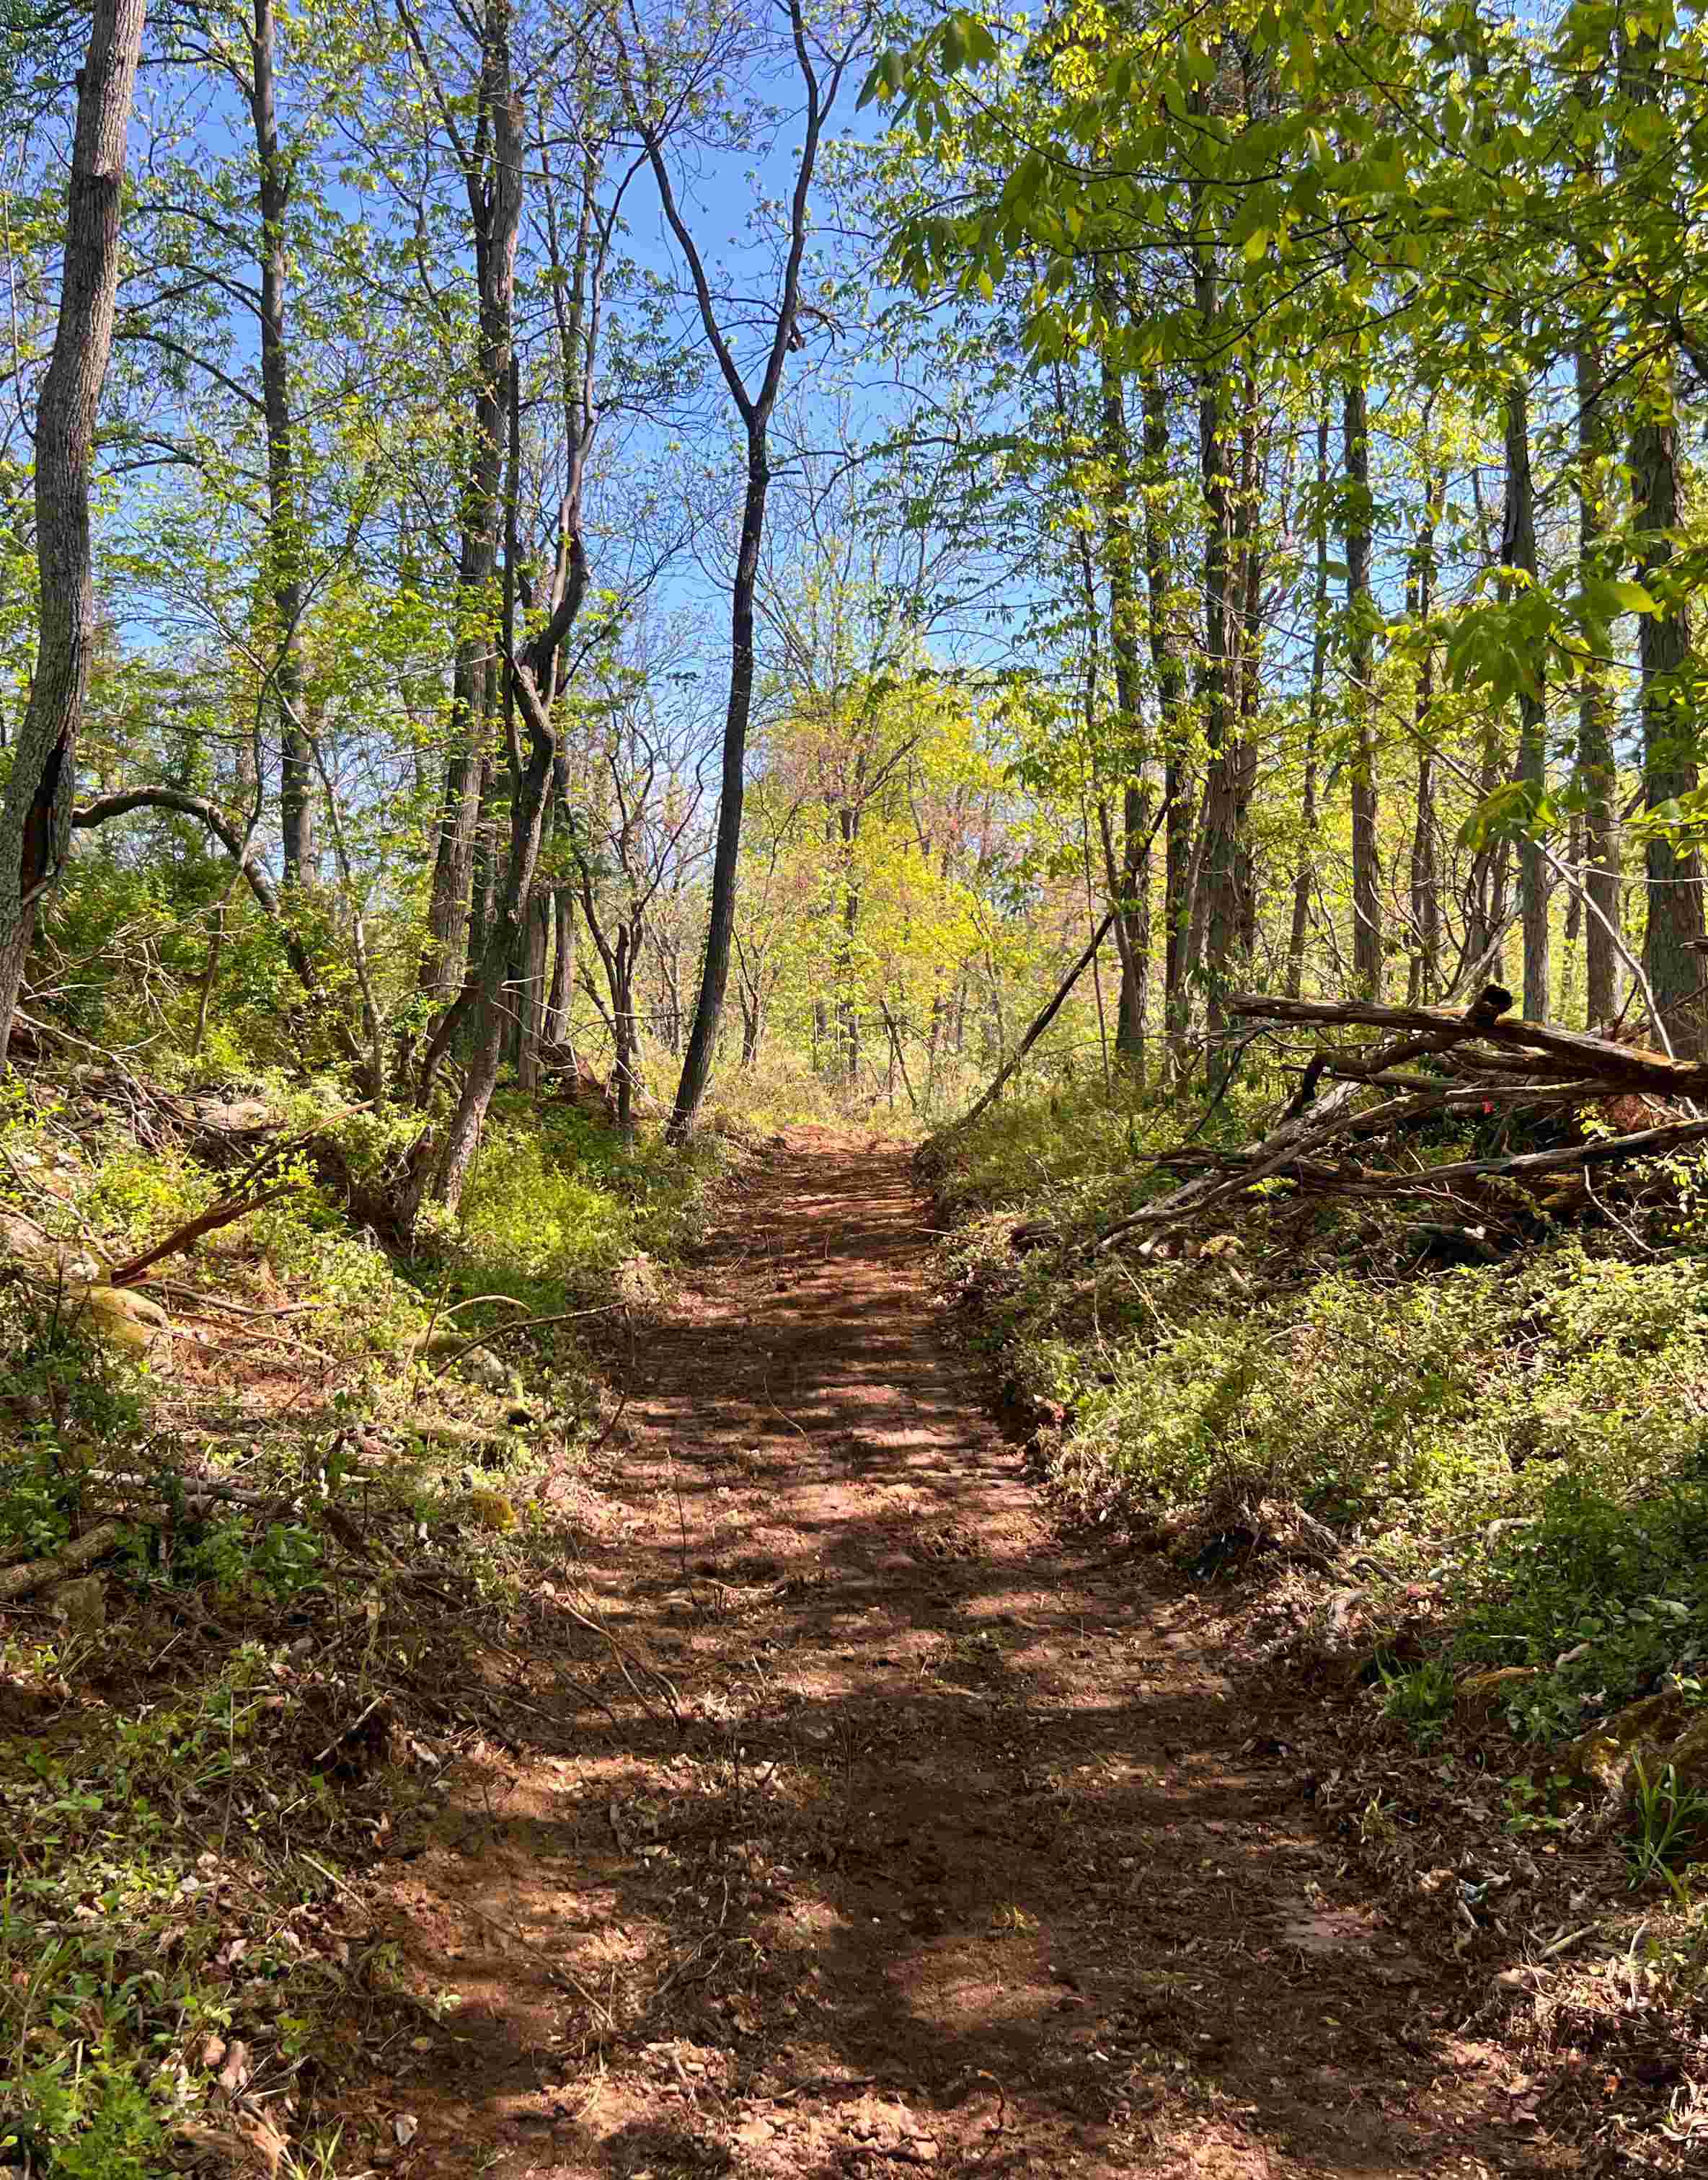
[0,1521,130,1601]
[1094,985,1708,1251]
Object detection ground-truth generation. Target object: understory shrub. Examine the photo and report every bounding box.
[942,1089,1708,1742]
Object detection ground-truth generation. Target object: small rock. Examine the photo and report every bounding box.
[48,1575,105,1633]
[1454,1666,1536,1724]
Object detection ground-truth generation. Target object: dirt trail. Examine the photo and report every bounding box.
[368,1135,1571,2178]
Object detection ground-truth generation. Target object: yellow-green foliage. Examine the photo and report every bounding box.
[456,1094,732,1283]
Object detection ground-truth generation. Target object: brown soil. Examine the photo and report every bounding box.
[358,1133,1580,2178]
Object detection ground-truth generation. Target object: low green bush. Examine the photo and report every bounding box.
[939,1087,1708,1746]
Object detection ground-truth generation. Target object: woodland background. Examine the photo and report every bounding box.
[6,4,1708,2171]
[8,0,1708,1173]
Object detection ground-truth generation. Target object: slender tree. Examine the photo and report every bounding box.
[0,0,148,1062]
[611,0,865,1140]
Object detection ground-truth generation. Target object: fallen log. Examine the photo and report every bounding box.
[1229,991,1708,1100]
[1096,1077,1364,1249]
[1095,985,1708,1250]
[0,1520,130,1602]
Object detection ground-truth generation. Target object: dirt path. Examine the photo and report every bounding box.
[367,1135,1573,2178]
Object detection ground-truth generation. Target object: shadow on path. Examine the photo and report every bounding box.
[364,1132,1574,2179]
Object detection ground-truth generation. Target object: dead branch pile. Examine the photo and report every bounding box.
[1099,985,1708,1252]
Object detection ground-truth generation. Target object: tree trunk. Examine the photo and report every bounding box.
[1406,462,1443,1005]
[1503,374,1550,1022]
[611,928,637,1140]
[1632,376,1704,1047]
[837,800,861,1082]
[670,446,766,1131]
[1287,407,1332,999]
[650,2,842,1139]
[546,887,577,1051]
[408,730,554,1218]
[1184,238,1239,1068]
[1138,368,1190,1069]
[1232,395,1267,967]
[1100,356,1150,1073]
[419,9,523,1006]
[0,0,146,1063]
[1577,340,1621,1027]
[1621,27,1702,1048]
[516,887,550,1090]
[249,0,314,888]
[1344,374,1381,994]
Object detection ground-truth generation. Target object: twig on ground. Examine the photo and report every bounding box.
[428,1303,621,1378]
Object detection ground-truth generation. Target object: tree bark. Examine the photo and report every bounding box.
[417,2,523,1007]
[1099,355,1150,1073]
[1344,373,1381,994]
[1406,466,1443,1004]
[546,885,577,1051]
[1619,25,1703,1050]
[1576,340,1621,1028]
[1141,368,1190,1070]
[249,0,314,888]
[1287,407,1332,999]
[0,0,147,1063]
[1631,373,1704,1049]
[516,886,550,1089]
[1503,373,1550,1022]
[1184,231,1240,1069]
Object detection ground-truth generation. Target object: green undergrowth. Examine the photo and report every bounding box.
[937,1084,1708,1758]
[0,1067,730,2176]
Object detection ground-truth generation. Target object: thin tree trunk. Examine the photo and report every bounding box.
[1232,393,1267,967]
[837,798,862,1082]
[1287,408,1332,998]
[1344,374,1381,994]
[1503,373,1551,1021]
[1139,370,1190,1070]
[418,6,523,1007]
[1576,342,1621,1027]
[249,0,314,888]
[653,2,847,1139]
[934,911,1118,1139]
[1406,458,1443,1006]
[0,0,146,1062]
[1100,355,1150,1072]
[1184,235,1239,1068]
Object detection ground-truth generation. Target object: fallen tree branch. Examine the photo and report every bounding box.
[0,1520,130,1601]
[427,1303,623,1378]
[933,910,1116,1141]
[1229,991,1708,1099]
[1358,1117,1708,1193]
[1092,985,1708,1249]
[1095,1077,1364,1249]
[107,1182,298,1287]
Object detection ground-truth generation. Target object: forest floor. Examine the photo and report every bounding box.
[350,1131,1590,2180]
